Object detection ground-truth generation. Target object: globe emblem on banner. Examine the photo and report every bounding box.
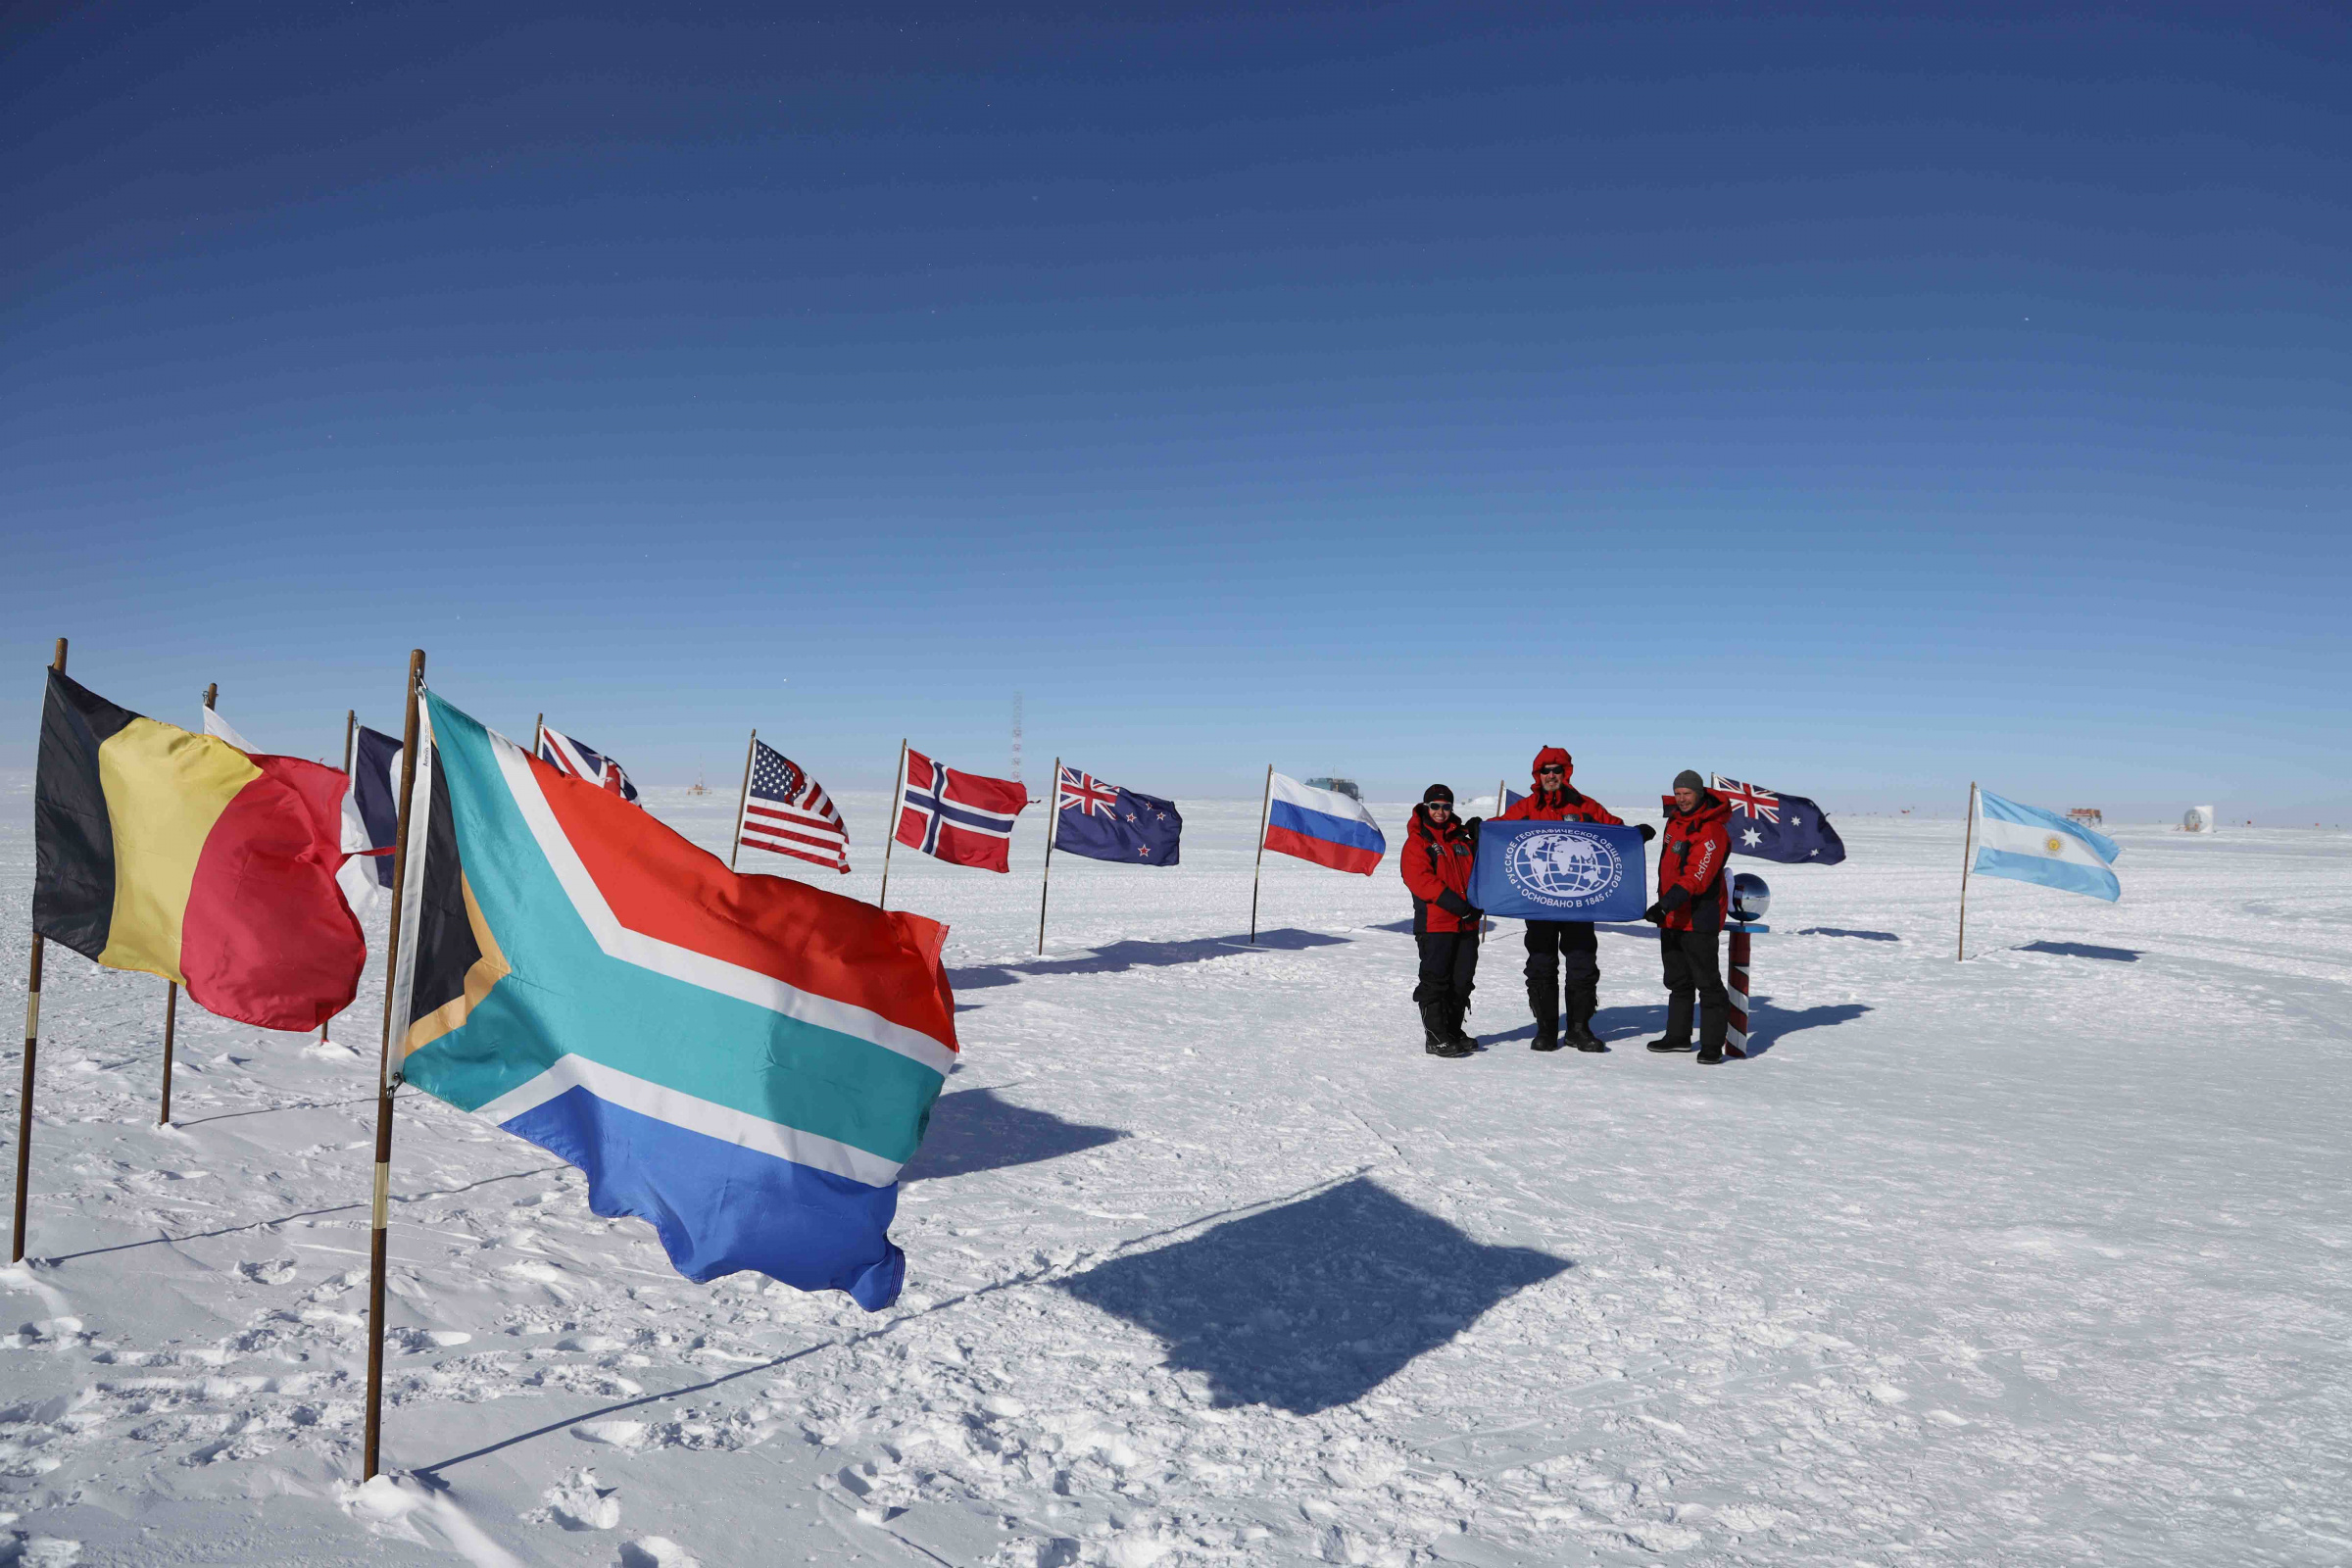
[1504,828,1622,906]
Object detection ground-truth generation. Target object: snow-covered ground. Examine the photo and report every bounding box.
[2,770,2348,1567]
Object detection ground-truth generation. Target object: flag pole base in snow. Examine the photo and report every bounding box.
[1726,922,1767,1058]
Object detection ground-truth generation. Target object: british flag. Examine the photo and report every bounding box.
[1057,765,1120,817]
[538,723,640,803]
[895,748,1028,872]
[1713,775,1781,824]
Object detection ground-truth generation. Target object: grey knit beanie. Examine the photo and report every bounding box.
[1672,769,1705,793]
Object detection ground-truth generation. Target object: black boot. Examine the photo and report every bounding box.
[1530,1010,1564,1053]
[1421,1000,1470,1057]
[1695,1000,1728,1064]
[1565,989,1606,1052]
[1446,996,1478,1051]
[1647,993,1695,1053]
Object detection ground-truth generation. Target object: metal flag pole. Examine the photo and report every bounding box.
[877,739,908,911]
[1248,764,1274,944]
[161,680,224,1124]
[13,637,67,1262]
[728,728,759,871]
[1036,756,1061,956]
[323,710,357,1046]
[363,650,425,1481]
[1956,781,1979,962]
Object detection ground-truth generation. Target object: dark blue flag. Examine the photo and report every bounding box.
[1711,775,1846,865]
[1469,819,1649,921]
[1053,763,1182,866]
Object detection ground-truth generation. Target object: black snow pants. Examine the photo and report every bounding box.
[1659,926,1729,1052]
[1524,920,1599,1032]
[1415,931,1479,1013]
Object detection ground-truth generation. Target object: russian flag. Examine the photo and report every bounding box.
[1263,772,1387,876]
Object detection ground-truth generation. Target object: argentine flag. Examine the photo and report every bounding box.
[1971,788,2122,902]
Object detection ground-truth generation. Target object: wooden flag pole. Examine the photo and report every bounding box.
[363,650,425,1481]
[728,729,758,871]
[532,713,544,761]
[1956,781,1979,962]
[1248,764,1274,944]
[158,982,177,1126]
[1035,756,1060,956]
[877,739,907,911]
[161,681,223,1123]
[324,710,357,1045]
[13,637,67,1262]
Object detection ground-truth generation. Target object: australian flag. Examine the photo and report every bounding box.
[1053,764,1182,866]
[1712,774,1846,865]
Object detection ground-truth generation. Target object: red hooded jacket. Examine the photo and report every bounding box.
[1401,803,1479,935]
[1655,791,1732,932]
[1496,747,1624,826]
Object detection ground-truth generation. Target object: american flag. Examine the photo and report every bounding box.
[739,740,850,873]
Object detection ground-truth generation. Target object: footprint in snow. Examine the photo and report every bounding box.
[239,1258,299,1286]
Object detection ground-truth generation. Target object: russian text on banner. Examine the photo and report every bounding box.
[395,694,957,1308]
[896,748,1027,872]
[1054,764,1182,865]
[1263,773,1385,875]
[1712,774,1846,865]
[1470,818,1650,922]
[1972,789,2122,902]
[33,670,364,1030]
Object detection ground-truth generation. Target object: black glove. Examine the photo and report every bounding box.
[1465,816,1484,841]
[1637,823,1657,843]
[1436,889,1477,918]
[1659,885,1690,913]
[1642,903,1664,923]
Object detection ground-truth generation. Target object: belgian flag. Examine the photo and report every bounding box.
[34,670,367,1031]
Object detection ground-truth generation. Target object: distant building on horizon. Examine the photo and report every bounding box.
[2068,807,2104,826]
[1305,776,1361,801]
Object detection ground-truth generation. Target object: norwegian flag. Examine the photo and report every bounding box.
[895,748,1028,872]
[539,724,640,803]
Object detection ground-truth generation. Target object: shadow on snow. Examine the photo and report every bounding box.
[902,1087,1128,1184]
[1797,927,1902,942]
[1054,1176,1567,1415]
[950,929,1348,991]
[2019,940,2142,963]
[1476,999,1870,1057]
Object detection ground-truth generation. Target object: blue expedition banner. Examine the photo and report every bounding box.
[1469,819,1650,922]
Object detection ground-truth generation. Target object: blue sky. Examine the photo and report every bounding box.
[5,3,2347,818]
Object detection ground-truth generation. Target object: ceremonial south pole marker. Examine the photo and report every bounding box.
[1727,872,1771,1058]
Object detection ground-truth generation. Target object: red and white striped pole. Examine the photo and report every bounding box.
[1726,925,1752,1058]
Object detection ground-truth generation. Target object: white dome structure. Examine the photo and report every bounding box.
[2182,805,2216,833]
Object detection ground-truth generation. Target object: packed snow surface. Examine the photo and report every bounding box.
[1,772,2347,1566]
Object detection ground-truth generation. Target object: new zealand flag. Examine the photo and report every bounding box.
[1711,774,1846,865]
[1053,764,1182,866]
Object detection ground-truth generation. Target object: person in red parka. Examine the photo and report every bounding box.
[1644,768,1735,1063]
[1496,747,1655,1053]
[1399,783,1480,1058]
